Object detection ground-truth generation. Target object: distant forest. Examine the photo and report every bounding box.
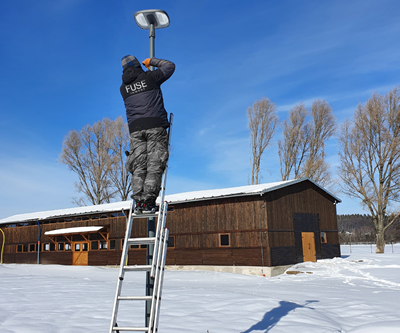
[337,214,400,244]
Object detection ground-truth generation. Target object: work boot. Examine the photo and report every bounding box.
[142,201,158,214]
[133,202,143,214]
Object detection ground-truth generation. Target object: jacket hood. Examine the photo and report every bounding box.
[122,66,144,85]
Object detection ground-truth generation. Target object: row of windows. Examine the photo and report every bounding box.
[15,236,178,253]
[16,240,118,253]
[15,234,231,253]
[15,233,328,253]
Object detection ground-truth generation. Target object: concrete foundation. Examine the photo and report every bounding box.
[165,264,293,277]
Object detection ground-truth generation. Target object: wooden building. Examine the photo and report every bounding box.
[0,178,341,275]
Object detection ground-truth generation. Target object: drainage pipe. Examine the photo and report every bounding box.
[0,228,5,264]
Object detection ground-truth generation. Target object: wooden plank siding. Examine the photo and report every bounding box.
[165,195,270,267]
[264,181,340,265]
[1,179,340,267]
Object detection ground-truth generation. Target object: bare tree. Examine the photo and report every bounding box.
[60,117,128,206]
[247,97,278,184]
[109,116,131,201]
[278,99,335,188]
[300,99,336,187]
[338,87,400,253]
[278,103,310,180]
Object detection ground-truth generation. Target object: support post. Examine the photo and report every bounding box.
[37,220,41,264]
[146,22,156,328]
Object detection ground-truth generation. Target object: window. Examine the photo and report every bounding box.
[50,243,55,251]
[23,244,28,252]
[17,244,23,252]
[43,243,50,251]
[130,244,140,249]
[167,236,175,248]
[29,244,36,252]
[99,241,107,250]
[82,243,88,251]
[58,243,64,251]
[109,240,116,250]
[65,243,71,251]
[75,243,80,251]
[91,241,99,250]
[321,232,327,244]
[219,234,230,247]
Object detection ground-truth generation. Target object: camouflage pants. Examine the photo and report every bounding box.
[125,127,169,203]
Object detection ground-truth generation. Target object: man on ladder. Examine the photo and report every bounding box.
[120,55,175,214]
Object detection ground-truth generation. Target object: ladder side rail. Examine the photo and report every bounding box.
[157,113,173,206]
[151,228,169,333]
[148,227,167,332]
[109,201,135,333]
[150,201,168,278]
[150,113,172,276]
[147,232,163,332]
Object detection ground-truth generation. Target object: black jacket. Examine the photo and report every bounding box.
[120,58,175,133]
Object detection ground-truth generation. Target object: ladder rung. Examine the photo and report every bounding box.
[132,212,159,218]
[127,237,156,245]
[112,327,148,332]
[123,265,152,271]
[118,296,152,301]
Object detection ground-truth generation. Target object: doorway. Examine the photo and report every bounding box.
[72,242,89,265]
[301,232,316,262]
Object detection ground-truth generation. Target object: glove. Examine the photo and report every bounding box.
[142,58,151,69]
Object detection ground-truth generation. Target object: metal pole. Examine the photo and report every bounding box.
[146,22,156,328]
[149,23,155,70]
[146,217,155,327]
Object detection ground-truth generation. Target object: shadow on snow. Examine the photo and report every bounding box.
[241,300,318,333]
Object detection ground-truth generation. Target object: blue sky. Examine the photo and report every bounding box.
[1,0,400,219]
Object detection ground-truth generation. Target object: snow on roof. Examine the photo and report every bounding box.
[45,226,105,236]
[161,178,341,204]
[0,178,340,225]
[0,201,132,225]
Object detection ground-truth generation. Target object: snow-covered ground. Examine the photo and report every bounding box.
[1,245,399,333]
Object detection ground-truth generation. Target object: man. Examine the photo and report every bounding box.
[120,55,175,214]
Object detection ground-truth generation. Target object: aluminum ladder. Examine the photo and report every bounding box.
[109,114,173,333]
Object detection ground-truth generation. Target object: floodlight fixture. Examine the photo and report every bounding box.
[134,9,170,30]
[134,9,170,68]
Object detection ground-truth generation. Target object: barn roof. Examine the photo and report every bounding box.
[0,178,340,225]
[165,178,341,204]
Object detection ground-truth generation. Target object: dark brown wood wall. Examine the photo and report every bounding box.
[165,195,269,266]
[265,180,340,265]
[265,181,338,232]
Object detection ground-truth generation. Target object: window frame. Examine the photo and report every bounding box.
[167,236,175,248]
[219,233,230,247]
[321,232,327,244]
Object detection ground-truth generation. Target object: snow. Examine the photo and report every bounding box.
[1,245,399,332]
[0,201,132,225]
[0,178,340,225]
[44,226,105,236]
